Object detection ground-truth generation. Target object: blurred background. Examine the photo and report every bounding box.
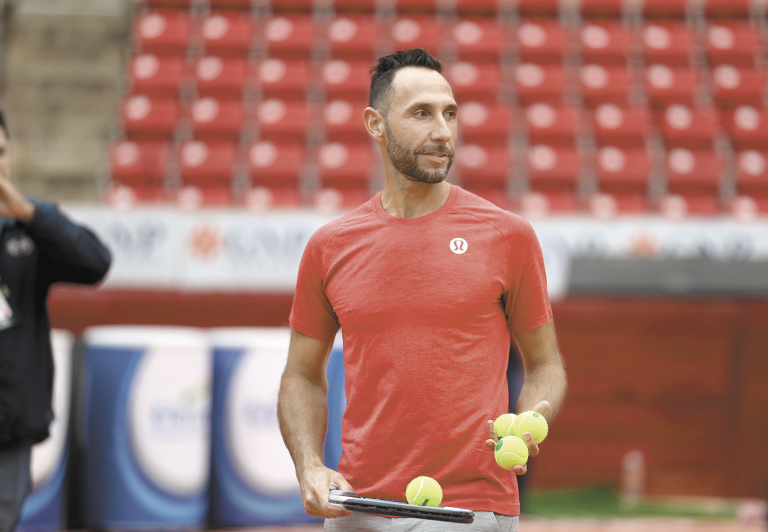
[0,0,767,530]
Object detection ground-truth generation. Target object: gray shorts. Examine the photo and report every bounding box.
[325,511,518,532]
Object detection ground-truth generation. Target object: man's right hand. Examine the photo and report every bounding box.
[299,465,354,518]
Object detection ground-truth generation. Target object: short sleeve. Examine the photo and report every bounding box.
[504,218,553,334]
[289,227,341,340]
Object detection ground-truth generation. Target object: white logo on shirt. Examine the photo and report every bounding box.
[450,238,468,254]
[7,236,35,257]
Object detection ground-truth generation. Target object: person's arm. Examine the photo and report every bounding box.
[278,329,353,518]
[485,318,567,475]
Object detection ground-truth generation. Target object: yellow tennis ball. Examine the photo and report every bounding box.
[494,436,529,470]
[512,411,549,444]
[406,476,442,507]
[494,413,517,438]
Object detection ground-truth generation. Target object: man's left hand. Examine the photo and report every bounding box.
[484,400,549,475]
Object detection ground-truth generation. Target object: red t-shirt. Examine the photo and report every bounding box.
[289,184,552,516]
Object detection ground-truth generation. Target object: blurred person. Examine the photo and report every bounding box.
[278,49,567,532]
[0,109,112,532]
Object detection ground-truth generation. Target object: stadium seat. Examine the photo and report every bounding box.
[664,148,723,214]
[527,145,581,191]
[645,65,699,108]
[178,140,237,205]
[704,0,751,18]
[201,12,254,59]
[268,0,315,10]
[256,58,310,100]
[458,102,512,146]
[580,0,624,17]
[449,18,505,62]
[728,105,768,151]
[194,57,248,98]
[456,144,511,185]
[332,0,377,12]
[525,104,579,147]
[209,0,252,7]
[391,17,442,54]
[129,54,186,98]
[594,146,651,212]
[455,0,502,15]
[517,0,559,17]
[190,97,245,141]
[592,104,650,148]
[110,140,169,186]
[641,22,694,67]
[515,20,567,64]
[579,64,631,107]
[642,0,688,18]
[660,105,719,150]
[247,141,304,206]
[706,22,759,68]
[265,15,316,59]
[734,150,768,212]
[322,60,372,100]
[711,65,765,109]
[444,62,502,103]
[256,99,309,143]
[122,95,179,140]
[318,142,373,207]
[134,10,192,56]
[327,16,378,59]
[515,63,566,106]
[579,22,631,66]
[323,99,368,142]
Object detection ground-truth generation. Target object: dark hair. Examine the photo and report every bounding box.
[0,108,7,139]
[369,48,442,114]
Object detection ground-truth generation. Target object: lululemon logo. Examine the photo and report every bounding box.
[450,238,468,254]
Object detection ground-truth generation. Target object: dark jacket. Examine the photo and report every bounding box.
[0,200,111,448]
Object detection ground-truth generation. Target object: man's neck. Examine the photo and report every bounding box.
[380,178,451,219]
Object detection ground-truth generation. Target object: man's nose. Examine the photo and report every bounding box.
[431,115,453,143]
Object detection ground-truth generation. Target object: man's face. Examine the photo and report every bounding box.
[382,67,458,184]
[0,128,11,181]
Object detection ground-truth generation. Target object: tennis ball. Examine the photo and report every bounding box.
[494,436,529,470]
[406,476,442,507]
[494,413,517,438]
[512,411,549,444]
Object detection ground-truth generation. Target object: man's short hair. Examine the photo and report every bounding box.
[369,48,442,114]
[0,108,8,139]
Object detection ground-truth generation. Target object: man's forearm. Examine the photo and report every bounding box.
[517,363,567,423]
[277,372,330,477]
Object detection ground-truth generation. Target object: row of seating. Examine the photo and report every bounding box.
[135,12,767,66]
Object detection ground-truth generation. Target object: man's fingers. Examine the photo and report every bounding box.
[532,400,550,416]
[485,438,497,450]
[512,464,528,475]
[524,432,540,457]
[486,420,498,442]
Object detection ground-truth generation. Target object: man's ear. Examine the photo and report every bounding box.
[364,107,385,141]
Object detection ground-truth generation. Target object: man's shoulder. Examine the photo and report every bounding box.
[308,197,379,248]
[451,186,535,236]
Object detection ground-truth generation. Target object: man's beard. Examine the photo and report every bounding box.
[384,121,453,184]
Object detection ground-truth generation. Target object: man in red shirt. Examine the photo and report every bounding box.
[278,48,567,531]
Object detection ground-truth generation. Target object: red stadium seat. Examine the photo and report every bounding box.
[579,22,630,66]
[594,146,650,212]
[734,150,768,212]
[190,97,245,141]
[711,65,765,109]
[122,95,179,140]
[256,58,310,100]
[332,0,377,12]
[194,57,248,98]
[129,54,186,98]
[728,105,768,151]
[178,141,237,197]
[642,0,688,18]
[449,18,505,62]
[525,104,579,147]
[579,64,631,107]
[660,105,719,150]
[209,0,252,7]
[322,60,371,100]
[110,140,169,186]
[269,0,314,10]
[323,99,368,142]
[664,148,722,214]
[201,12,254,59]
[517,0,559,17]
[456,144,511,185]
[318,143,374,206]
[527,145,581,189]
[328,16,378,59]
[455,0,502,15]
[705,0,751,18]
[592,104,650,148]
[645,65,699,108]
[515,63,566,106]
[515,20,567,64]
[706,23,759,68]
[580,0,624,17]
[265,15,315,59]
[256,99,309,143]
[444,62,502,103]
[458,102,512,146]
[134,11,191,56]
[391,17,442,54]
[247,141,304,206]
[642,22,694,67]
